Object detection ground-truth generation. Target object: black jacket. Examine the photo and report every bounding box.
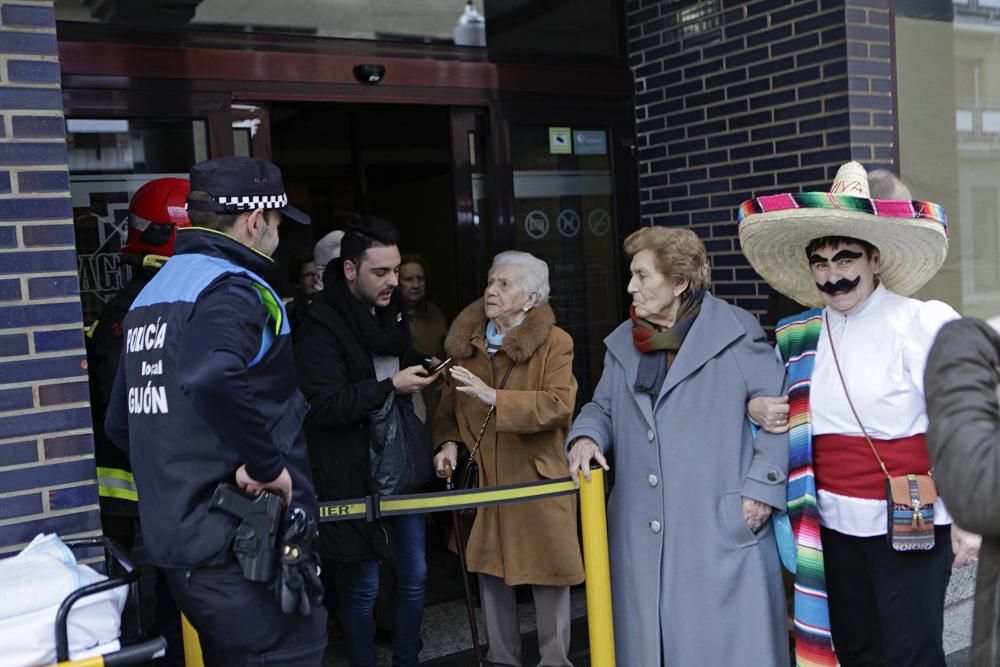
[106,228,317,568]
[295,260,419,561]
[87,259,159,516]
[287,289,311,333]
[925,317,1000,665]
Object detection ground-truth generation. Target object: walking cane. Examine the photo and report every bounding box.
[443,459,486,667]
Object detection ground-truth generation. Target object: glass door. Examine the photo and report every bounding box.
[66,118,210,324]
[450,107,497,308]
[62,90,233,324]
[497,103,637,404]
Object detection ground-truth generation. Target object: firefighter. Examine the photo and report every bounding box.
[88,177,190,542]
[85,177,190,664]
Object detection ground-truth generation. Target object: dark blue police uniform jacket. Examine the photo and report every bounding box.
[105,227,317,569]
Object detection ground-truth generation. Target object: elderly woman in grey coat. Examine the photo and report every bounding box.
[567,226,790,666]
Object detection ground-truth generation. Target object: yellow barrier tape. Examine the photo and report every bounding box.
[317,476,579,522]
[55,474,609,666]
[318,500,368,520]
[382,479,578,514]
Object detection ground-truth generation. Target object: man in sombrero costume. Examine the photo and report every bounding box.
[739,162,981,667]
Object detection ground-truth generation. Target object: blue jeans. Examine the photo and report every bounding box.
[342,513,427,667]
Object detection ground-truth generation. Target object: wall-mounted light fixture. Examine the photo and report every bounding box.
[353,64,386,84]
[454,1,486,47]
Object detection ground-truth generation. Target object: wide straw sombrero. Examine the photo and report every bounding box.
[737,161,949,308]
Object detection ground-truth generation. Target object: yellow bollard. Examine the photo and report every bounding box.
[182,614,205,667]
[578,468,615,667]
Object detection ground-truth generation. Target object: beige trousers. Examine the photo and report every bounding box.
[477,573,572,667]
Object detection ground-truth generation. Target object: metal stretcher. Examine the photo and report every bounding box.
[53,537,167,667]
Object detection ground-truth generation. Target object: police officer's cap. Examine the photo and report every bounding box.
[186,156,310,225]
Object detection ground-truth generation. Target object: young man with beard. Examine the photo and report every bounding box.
[740,162,981,667]
[295,218,439,667]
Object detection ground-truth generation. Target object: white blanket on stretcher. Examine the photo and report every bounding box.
[0,533,127,666]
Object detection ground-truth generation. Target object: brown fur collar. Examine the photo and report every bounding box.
[445,298,556,363]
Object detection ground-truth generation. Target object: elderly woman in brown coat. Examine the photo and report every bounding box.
[433,250,583,667]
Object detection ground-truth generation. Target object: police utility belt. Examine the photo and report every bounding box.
[210,483,324,615]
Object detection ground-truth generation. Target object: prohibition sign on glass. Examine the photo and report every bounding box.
[588,208,611,236]
[557,209,581,238]
[524,210,549,239]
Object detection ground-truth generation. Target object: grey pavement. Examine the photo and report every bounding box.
[323,588,588,666]
[945,561,978,659]
[322,561,979,665]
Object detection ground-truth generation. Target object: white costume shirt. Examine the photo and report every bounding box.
[809,283,959,536]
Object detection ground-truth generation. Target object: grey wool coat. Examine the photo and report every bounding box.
[567,293,790,667]
[925,318,1000,666]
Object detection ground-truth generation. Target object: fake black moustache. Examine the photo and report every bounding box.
[816,276,861,294]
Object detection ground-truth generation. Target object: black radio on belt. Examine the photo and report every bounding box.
[210,483,283,583]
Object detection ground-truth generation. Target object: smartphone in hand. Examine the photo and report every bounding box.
[421,357,453,375]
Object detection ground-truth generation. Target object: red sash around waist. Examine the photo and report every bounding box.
[813,433,932,499]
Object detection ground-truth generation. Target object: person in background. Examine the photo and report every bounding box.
[287,249,317,331]
[566,227,789,667]
[399,254,448,360]
[925,317,996,665]
[742,161,979,666]
[89,177,190,548]
[87,177,190,666]
[301,236,344,636]
[434,251,583,667]
[313,229,345,291]
[295,218,439,667]
[399,254,449,422]
[868,168,913,201]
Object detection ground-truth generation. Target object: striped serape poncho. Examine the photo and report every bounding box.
[776,309,839,667]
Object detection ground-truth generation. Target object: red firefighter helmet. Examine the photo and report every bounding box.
[122,178,191,256]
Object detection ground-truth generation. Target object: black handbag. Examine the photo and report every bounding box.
[448,361,515,514]
[451,411,490,515]
[369,392,433,497]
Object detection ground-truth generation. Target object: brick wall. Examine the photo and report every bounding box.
[0,0,100,556]
[626,0,896,318]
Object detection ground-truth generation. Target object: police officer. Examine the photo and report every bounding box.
[105,156,327,665]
